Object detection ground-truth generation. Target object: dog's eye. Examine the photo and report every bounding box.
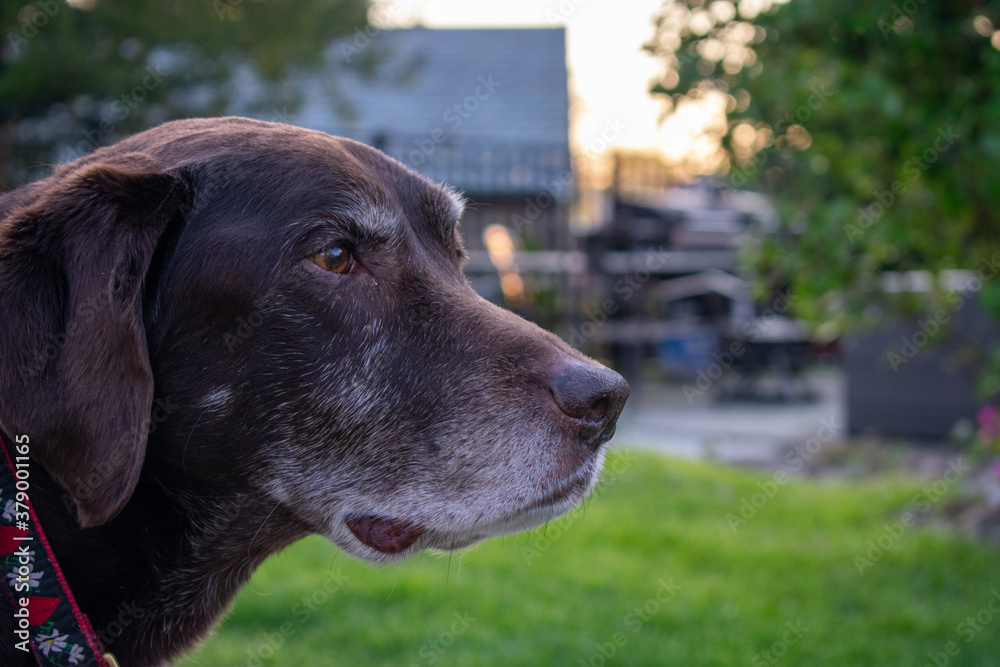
[312,245,353,274]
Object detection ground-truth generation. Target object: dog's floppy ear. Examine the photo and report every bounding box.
[0,154,190,527]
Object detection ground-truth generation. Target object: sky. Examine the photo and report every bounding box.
[375,0,715,164]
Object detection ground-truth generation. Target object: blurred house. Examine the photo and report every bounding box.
[257,27,573,259]
[583,177,817,398]
[845,277,1000,439]
[233,30,816,396]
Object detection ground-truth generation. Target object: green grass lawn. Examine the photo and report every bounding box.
[178,450,1000,666]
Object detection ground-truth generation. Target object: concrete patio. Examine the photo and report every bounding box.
[612,369,846,466]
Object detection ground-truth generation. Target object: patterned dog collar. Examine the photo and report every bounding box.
[0,430,117,666]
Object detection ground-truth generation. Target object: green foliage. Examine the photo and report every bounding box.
[645,1,1000,350]
[180,451,1000,666]
[0,0,369,186]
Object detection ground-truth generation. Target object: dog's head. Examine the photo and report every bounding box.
[0,118,627,563]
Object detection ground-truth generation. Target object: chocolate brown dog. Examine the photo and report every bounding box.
[0,117,627,665]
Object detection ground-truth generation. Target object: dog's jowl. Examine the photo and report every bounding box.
[0,118,628,666]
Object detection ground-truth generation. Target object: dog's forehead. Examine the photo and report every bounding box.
[326,178,464,241]
[331,137,465,239]
[421,182,465,229]
[99,119,464,241]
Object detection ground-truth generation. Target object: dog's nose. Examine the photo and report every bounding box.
[549,362,629,448]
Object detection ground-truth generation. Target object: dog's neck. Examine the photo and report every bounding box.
[32,460,310,667]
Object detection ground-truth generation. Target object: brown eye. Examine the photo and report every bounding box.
[312,245,352,273]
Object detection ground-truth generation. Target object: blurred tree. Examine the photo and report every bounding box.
[646,0,1000,396]
[0,0,370,188]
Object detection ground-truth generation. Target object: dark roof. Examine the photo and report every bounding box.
[286,28,572,195]
[298,27,569,146]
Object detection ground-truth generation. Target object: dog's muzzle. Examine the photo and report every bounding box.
[345,360,629,555]
[548,361,629,449]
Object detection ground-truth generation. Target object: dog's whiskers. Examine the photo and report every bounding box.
[181,406,212,476]
[248,500,281,559]
[446,546,453,587]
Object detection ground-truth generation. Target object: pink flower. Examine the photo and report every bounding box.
[977,405,1000,443]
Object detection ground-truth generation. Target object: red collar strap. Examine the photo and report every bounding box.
[0,431,119,666]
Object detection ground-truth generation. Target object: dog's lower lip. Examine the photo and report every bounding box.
[346,516,422,554]
[528,474,591,511]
